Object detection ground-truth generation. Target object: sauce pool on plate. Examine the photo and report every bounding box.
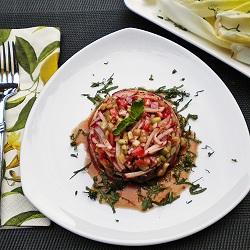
[71,88,201,212]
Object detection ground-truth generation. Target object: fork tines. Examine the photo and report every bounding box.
[0,41,19,88]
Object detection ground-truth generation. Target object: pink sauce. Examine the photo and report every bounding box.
[72,113,198,212]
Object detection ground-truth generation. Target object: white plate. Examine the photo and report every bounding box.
[124,0,250,78]
[20,28,250,246]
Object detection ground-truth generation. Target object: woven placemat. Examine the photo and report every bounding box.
[0,1,249,249]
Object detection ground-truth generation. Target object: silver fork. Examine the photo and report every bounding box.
[0,42,19,183]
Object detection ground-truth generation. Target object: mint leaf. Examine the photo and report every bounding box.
[112,118,133,136]
[112,99,144,135]
[130,99,144,121]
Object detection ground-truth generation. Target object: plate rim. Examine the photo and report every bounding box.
[20,27,250,246]
[123,0,250,78]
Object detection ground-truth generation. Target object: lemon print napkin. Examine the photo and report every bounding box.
[0,27,60,227]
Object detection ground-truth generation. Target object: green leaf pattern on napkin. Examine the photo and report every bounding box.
[0,29,11,44]
[2,187,24,198]
[15,37,38,76]
[38,41,60,63]
[4,211,46,226]
[1,27,60,227]
[7,96,37,132]
[5,96,26,110]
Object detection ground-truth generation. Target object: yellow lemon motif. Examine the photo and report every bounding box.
[40,52,59,84]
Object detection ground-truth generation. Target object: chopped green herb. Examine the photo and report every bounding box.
[194,90,204,97]
[201,145,215,157]
[174,174,206,195]
[70,153,78,158]
[70,162,91,179]
[222,23,240,32]
[155,191,179,206]
[177,99,192,113]
[82,74,118,105]
[153,84,190,107]
[70,129,89,147]
[208,151,214,157]
[147,183,168,198]
[85,172,126,213]
[142,197,153,211]
[78,75,205,212]
[179,113,197,134]
[189,183,207,195]
[165,18,188,31]
[231,159,237,162]
[85,186,98,200]
[208,7,220,18]
[157,15,164,19]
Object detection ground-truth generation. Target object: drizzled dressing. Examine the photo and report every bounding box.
[72,114,198,212]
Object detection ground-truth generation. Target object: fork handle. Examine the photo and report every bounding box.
[0,101,6,184]
[0,121,5,132]
[0,130,4,183]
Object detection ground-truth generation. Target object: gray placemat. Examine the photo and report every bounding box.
[0,1,249,249]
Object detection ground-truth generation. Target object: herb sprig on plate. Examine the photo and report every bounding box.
[73,75,206,212]
[81,73,118,106]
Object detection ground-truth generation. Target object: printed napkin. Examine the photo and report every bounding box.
[0,27,60,227]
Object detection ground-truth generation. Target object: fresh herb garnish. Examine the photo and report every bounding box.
[194,90,204,97]
[231,159,237,162]
[153,191,179,207]
[208,151,214,157]
[189,183,207,195]
[174,174,207,195]
[157,15,164,19]
[70,129,89,148]
[178,113,199,144]
[85,172,126,213]
[177,99,192,113]
[70,153,78,158]
[85,186,98,200]
[222,23,240,32]
[154,84,190,107]
[142,198,153,210]
[208,7,220,18]
[147,183,168,198]
[139,190,179,211]
[76,76,206,212]
[112,99,144,135]
[202,145,215,157]
[70,162,91,179]
[149,74,154,81]
[158,16,187,31]
[82,74,118,105]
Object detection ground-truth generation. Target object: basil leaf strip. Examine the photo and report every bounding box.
[112,99,144,135]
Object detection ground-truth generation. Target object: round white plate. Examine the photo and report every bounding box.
[20,28,250,246]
